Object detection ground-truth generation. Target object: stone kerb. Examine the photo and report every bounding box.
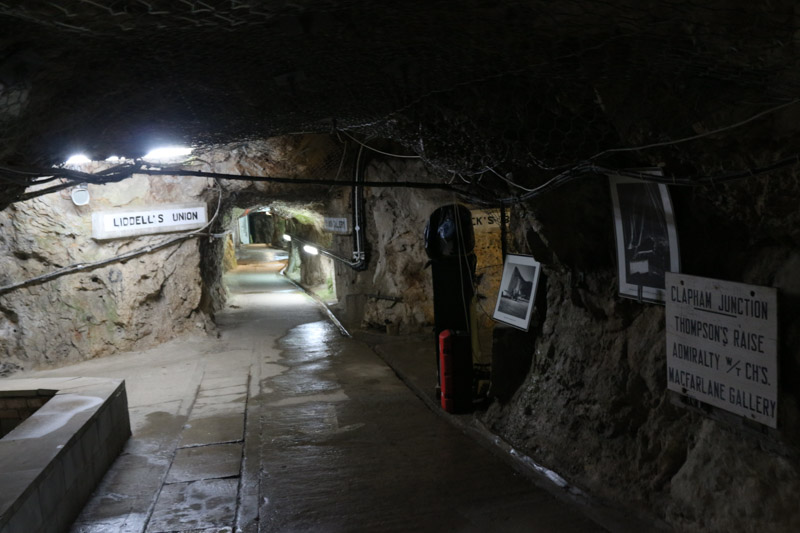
[0,377,130,533]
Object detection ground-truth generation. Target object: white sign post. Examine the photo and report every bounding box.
[323,217,349,234]
[92,203,208,240]
[665,272,779,428]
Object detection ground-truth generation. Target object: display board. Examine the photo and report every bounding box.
[665,272,778,428]
[492,254,541,331]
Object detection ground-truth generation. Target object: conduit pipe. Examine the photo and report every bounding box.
[351,143,367,271]
[285,234,362,268]
[286,143,369,271]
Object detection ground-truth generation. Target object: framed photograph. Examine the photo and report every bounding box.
[492,254,541,331]
[609,173,680,303]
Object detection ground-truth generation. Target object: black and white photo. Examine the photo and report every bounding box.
[492,254,541,330]
[609,173,680,303]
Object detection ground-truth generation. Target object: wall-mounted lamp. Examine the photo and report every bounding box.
[282,234,292,242]
[71,183,90,206]
[303,244,319,255]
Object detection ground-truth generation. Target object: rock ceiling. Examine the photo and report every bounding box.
[1,1,799,199]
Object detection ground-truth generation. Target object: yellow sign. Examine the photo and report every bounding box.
[470,209,509,232]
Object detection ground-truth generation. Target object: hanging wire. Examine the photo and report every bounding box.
[3,137,800,213]
[486,167,536,193]
[339,131,422,159]
[586,99,800,162]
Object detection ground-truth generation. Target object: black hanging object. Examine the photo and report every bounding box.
[424,204,476,412]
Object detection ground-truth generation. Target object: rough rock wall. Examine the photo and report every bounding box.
[324,158,505,356]
[329,159,455,333]
[0,174,214,374]
[283,217,333,289]
[481,172,800,533]
[0,135,345,373]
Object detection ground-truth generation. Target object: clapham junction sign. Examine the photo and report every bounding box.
[92,203,208,240]
[665,273,778,428]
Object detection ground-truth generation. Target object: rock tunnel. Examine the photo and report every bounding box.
[1,2,800,532]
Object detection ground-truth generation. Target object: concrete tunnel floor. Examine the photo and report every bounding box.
[19,247,619,533]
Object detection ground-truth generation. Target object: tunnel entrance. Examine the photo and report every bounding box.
[217,203,338,305]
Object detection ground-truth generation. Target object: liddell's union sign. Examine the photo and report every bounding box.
[92,204,208,240]
[665,272,779,428]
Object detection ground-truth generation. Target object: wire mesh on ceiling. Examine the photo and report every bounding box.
[0,1,798,193]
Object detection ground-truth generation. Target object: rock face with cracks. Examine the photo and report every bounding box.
[0,174,213,372]
[330,159,455,334]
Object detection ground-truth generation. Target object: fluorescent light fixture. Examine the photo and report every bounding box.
[282,234,292,242]
[303,245,319,255]
[105,156,121,163]
[65,154,91,166]
[143,146,192,163]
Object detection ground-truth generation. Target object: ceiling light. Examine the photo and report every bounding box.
[143,146,192,163]
[71,183,90,206]
[303,245,319,255]
[282,234,292,242]
[65,154,91,166]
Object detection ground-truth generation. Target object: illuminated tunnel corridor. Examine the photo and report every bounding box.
[2,2,800,533]
[25,250,613,532]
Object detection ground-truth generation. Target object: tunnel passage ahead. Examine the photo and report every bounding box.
[26,251,609,532]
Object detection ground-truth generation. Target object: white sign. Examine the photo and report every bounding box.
[238,214,250,245]
[471,209,509,232]
[92,203,208,240]
[665,272,778,428]
[323,217,349,234]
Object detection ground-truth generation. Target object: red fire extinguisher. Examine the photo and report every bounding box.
[439,329,471,413]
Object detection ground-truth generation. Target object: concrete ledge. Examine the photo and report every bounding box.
[0,377,131,533]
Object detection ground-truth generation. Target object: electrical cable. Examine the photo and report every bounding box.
[352,143,365,267]
[4,144,800,211]
[137,167,460,190]
[586,99,800,161]
[332,141,348,181]
[2,165,474,205]
[281,145,367,270]
[285,233,362,268]
[457,213,473,332]
[487,167,536,192]
[339,130,422,159]
[453,197,496,326]
[16,180,79,202]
